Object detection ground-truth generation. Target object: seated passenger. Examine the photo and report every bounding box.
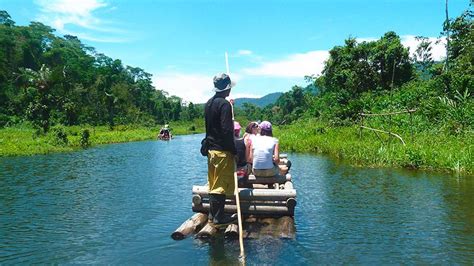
[233,121,248,169]
[243,121,259,146]
[249,121,280,177]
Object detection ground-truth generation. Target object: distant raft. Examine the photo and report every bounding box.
[157,126,172,140]
[171,154,296,240]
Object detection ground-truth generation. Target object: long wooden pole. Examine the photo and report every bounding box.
[234,171,245,259]
[359,125,406,146]
[445,0,450,72]
[360,109,417,117]
[225,52,230,75]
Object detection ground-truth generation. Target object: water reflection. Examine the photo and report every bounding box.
[0,135,473,264]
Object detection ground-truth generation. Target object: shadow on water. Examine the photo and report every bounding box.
[1,134,473,264]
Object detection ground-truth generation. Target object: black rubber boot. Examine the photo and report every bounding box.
[212,194,237,227]
[208,194,220,223]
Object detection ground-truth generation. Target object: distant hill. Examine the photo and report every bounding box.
[234,92,283,108]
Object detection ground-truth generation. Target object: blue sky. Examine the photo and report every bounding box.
[1,0,470,103]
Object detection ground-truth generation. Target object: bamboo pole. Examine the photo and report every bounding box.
[193,186,297,201]
[234,171,245,259]
[171,213,208,240]
[195,222,218,239]
[360,109,417,117]
[286,198,297,210]
[278,216,296,239]
[284,181,293,190]
[359,125,406,146]
[199,198,288,207]
[246,174,291,184]
[193,203,293,216]
[192,194,202,205]
[224,224,239,239]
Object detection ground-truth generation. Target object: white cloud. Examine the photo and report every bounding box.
[357,35,446,61]
[37,0,106,16]
[401,35,446,61]
[242,51,329,78]
[153,73,214,104]
[35,0,126,42]
[238,50,253,56]
[152,34,446,103]
[152,72,248,103]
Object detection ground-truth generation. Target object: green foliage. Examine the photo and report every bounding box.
[320,32,413,96]
[241,11,472,136]
[0,121,204,156]
[51,126,68,146]
[233,9,473,175]
[413,36,434,79]
[275,119,472,175]
[438,88,473,134]
[80,129,90,148]
[404,147,424,169]
[0,10,203,130]
[238,102,263,121]
[0,8,471,176]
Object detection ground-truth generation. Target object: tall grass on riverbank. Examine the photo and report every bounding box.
[275,119,473,176]
[0,121,204,157]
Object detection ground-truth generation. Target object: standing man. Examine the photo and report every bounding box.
[204,73,237,226]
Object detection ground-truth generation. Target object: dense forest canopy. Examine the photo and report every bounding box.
[0,9,472,136]
[0,10,201,133]
[236,9,472,134]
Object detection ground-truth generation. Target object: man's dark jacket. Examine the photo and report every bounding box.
[204,95,236,154]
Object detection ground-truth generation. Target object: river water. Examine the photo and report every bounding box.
[1,134,473,264]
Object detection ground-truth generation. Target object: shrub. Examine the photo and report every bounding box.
[80,129,90,148]
[52,126,69,145]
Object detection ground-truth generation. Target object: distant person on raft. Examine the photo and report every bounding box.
[158,124,171,139]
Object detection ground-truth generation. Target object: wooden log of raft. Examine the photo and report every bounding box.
[278,216,295,239]
[238,188,296,200]
[286,198,297,210]
[171,213,208,240]
[246,174,291,184]
[243,218,272,238]
[193,203,294,216]
[195,222,218,239]
[279,165,288,175]
[192,194,202,205]
[224,224,239,239]
[243,217,292,239]
[200,198,288,207]
[193,186,296,201]
[284,181,293,190]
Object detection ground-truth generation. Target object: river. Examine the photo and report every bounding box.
[1,134,473,264]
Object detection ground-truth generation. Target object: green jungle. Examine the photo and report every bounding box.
[0,9,472,175]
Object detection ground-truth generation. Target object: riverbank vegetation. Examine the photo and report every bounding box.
[238,9,473,175]
[0,8,472,176]
[274,120,472,175]
[0,10,204,156]
[0,10,203,132]
[0,120,204,156]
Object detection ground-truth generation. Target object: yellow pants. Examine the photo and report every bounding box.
[208,150,235,196]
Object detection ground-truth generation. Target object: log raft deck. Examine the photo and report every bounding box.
[171,155,296,240]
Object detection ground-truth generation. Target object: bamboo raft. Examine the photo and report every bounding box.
[171,154,296,240]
